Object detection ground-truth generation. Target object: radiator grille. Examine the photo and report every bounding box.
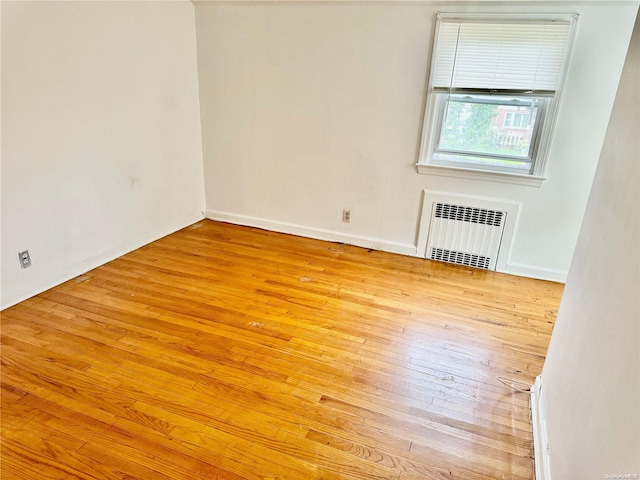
[435,203,504,227]
[430,248,491,270]
[426,201,507,271]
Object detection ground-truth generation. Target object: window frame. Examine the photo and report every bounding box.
[416,13,578,186]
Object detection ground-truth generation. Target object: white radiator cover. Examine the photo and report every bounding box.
[417,190,521,273]
[426,203,506,270]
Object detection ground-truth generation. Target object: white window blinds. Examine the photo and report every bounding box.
[432,18,574,94]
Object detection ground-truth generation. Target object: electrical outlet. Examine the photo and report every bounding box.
[342,209,351,223]
[19,250,32,269]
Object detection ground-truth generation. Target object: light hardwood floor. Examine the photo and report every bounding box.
[1,220,563,480]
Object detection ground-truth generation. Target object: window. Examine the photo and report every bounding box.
[417,15,577,183]
[503,111,532,129]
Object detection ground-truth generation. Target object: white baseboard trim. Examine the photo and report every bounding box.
[0,211,204,311]
[205,210,417,256]
[503,261,567,283]
[531,375,551,480]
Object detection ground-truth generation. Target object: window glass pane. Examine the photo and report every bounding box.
[437,95,539,160]
[504,112,513,127]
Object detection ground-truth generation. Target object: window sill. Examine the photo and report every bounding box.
[416,163,546,187]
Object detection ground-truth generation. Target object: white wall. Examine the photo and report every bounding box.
[1,1,205,309]
[195,2,638,281]
[539,12,639,478]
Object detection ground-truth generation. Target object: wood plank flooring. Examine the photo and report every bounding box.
[1,220,563,479]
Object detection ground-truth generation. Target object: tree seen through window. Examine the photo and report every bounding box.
[439,97,534,159]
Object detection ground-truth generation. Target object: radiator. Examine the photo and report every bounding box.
[426,203,507,271]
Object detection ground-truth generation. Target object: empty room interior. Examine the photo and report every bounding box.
[1,0,639,478]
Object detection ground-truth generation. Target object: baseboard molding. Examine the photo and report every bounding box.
[531,375,552,480]
[204,211,570,283]
[503,261,567,283]
[0,211,204,310]
[205,210,417,256]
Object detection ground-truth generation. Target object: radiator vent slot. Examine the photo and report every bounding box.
[430,248,491,270]
[426,202,507,271]
[435,203,504,227]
